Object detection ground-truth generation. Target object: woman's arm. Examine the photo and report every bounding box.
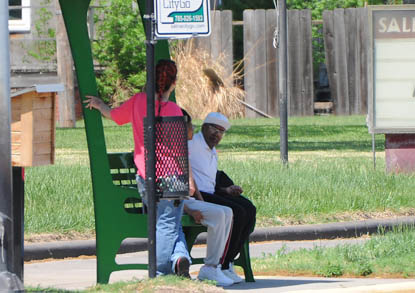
[84,95,112,119]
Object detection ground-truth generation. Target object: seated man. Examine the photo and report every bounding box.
[188,112,257,283]
[182,109,234,286]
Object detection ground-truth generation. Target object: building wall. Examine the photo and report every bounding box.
[10,0,58,88]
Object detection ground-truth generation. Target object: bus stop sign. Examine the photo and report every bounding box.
[154,0,211,39]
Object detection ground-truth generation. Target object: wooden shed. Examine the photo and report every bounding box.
[11,84,63,167]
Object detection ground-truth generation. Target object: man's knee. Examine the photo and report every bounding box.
[223,206,233,219]
[216,206,233,225]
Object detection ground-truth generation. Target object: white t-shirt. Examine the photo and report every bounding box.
[188,132,217,194]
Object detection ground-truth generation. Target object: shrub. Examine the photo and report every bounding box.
[173,40,245,119]
[92,0,146,105]
[318,263,344,277]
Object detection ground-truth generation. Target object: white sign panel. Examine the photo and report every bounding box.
[155,0,211,39]
[368,6,415,133]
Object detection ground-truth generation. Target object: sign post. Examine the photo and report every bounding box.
[367,5,415,173]
[144,0,157,279]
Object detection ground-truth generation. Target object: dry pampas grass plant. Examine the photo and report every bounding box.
[172,40,245,120]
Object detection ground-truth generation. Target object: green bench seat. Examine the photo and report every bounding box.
[107,152,255,282]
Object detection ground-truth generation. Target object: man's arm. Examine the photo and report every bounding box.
[183,204,203,224]
[217,185,243,196]
[193,182,204,201]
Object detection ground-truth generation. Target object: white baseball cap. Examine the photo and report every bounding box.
[203,112,231,131]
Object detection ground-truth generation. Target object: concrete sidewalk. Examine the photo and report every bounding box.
[25,216,415,261]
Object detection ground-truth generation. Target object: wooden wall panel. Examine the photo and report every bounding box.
[266,10,279,117]
[243,10,257,118]
[323,8,369,115]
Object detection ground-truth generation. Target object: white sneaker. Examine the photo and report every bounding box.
[198,265,234,286]
[222,263,243,283]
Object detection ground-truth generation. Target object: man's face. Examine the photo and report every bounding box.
[202,123,226,149]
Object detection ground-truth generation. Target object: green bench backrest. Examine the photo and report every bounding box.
[108,152,137,188]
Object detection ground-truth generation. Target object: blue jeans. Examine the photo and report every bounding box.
[137,176,191,275]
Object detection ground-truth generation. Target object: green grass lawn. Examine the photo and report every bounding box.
[24,115,415,236]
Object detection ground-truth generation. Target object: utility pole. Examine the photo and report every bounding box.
[278,0,288,163]
[0,2,23,290]
[0,0,13,277]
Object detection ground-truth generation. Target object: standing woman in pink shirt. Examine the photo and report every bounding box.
[84,59,191,277]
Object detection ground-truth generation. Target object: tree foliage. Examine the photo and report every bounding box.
[221,0,274,20]
[92,0,146,105]
[287,0,388,18]
[222,0,389,20]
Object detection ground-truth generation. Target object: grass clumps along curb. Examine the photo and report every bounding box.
[26,276,225,293]
[250,225,415,278]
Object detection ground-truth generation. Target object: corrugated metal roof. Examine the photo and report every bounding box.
[11,84,64,98]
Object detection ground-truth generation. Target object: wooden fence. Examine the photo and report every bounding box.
[12,5,371,120]
[287,9,314,117]
[323,8,369,115]
[243,9,314,118]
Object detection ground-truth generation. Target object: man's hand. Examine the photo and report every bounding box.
[225,185,243,196]
[189,210,204,224]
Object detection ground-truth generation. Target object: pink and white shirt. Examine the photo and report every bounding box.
[110,92,183,178]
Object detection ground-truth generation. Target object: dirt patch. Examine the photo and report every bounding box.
[221,150,385,162]
[257,209,415,227]
[24,230,95,244]
[252,270,413,279]
[150,284,225,293]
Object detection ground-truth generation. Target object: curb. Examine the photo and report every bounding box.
[24,216,415,261]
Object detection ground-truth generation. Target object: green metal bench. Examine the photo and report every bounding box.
[108,152,255,282]
[58,0,254,284]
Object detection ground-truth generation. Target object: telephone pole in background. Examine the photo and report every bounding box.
[278,0,288,163]
[0,0,13,276]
